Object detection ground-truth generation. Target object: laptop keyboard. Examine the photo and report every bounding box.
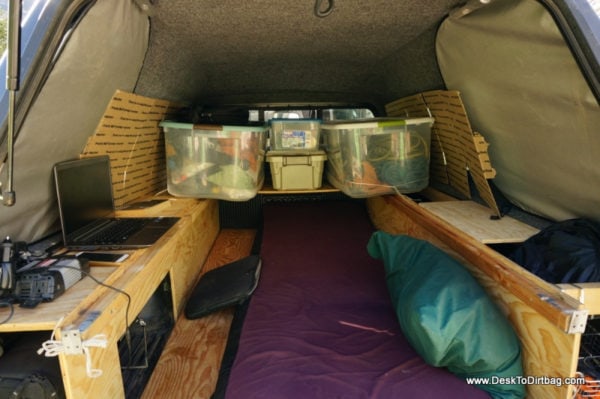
[88,218,148,244]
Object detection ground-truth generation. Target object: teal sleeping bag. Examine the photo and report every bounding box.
[367,231,525,399]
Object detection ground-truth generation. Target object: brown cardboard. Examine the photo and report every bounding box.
[386,90,501,217]
[80,90,185,207]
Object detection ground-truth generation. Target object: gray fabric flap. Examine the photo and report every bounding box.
[437,0,600,221]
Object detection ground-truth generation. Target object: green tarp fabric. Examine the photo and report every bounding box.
[367,231,525,399]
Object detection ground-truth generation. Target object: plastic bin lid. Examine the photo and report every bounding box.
[266,149,326,157]
[266,151,327,162]
[321,117,434,130]
[159,120,267,132]
[269,118,322,124]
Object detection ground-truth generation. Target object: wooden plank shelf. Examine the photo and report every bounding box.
[0,267,116,332]
[7,197,221,399]
[419,200,540,244]
[258,181,340,194]
[141,229,256,399]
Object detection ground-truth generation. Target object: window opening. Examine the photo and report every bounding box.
[587,0,600,17]
[0,0,62,132]
[253,108,374,123]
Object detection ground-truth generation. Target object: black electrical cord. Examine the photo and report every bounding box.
[55,265,132,348]
[56,264,141,369]
[0,300,15,324]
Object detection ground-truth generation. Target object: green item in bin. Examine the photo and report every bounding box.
[373,158,428,188]
[207,164,256,189]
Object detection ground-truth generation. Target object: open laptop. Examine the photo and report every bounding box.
[53,155,179,250]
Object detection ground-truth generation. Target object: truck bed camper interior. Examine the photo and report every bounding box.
[0,1,599,398]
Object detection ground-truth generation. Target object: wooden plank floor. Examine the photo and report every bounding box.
[141,228,257,399]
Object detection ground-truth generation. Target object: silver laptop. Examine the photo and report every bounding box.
[53,155,179,250]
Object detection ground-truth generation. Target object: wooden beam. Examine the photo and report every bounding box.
[141,229,257,399]
[559,283,600,316]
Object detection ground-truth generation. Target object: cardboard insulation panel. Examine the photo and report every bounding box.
[81,90,185,207]
[386,90,501,218]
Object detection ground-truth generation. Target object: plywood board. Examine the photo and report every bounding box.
[80,90,185,207]
[0,267,116,332]
[559,283,600,316]
[419,200,539,243]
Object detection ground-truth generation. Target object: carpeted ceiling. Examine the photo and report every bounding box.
[135,0,464,110]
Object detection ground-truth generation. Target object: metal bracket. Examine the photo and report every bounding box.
[568,309,589,334]
[62,329,84,355]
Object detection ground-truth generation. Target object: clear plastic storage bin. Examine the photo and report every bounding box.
[321,118,434,197]
[161,121,267,201]
[269,118,321,150]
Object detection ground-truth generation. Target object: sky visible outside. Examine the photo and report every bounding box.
[0,0,40,55]
[589,0,600,16]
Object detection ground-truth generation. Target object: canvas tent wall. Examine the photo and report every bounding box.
[437,0,600,221]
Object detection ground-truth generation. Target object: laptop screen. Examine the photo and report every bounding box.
[53,156,115,237]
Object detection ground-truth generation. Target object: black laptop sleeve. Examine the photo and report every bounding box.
[185,255,261,319]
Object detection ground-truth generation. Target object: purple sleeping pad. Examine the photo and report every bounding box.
[224,201,490,399]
